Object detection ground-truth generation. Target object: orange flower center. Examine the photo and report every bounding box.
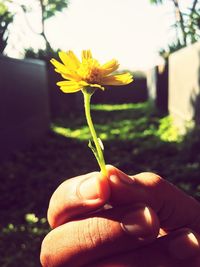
[77,59,102,84]
[84,67,102,84]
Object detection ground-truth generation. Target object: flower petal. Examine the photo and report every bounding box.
[101,73,133,86]
[88,84,105,90]
[59,50,80,69]
[67,50,81,68]
[82,50,93,61]
[101,59,119,75]
[61,71,81,81]
[54,67,80,81]
[50,58,68,73]
[57,80,84,93]
[51,49,134,93]
[57,80,88,86]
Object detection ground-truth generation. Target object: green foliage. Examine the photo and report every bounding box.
[150,0,200,57]
[24,47,59,61]
[3,0,69,54]
[0,2,13,53]
[0,216,49,267]
[159,41,185,59]
[149,0,163,4]
[0,2,7,14]
[157,116,182,142]
[42,0,68,20]
[19,0,68,20]
[0,102,200,266]
[186,5,200,43]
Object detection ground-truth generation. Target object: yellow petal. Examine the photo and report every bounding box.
[88,83,105,90]
[101,73,133,86]
[82,50,93,61]
[57,80,87,93]
[61,71,82,81]
[50,58,68,73]
[54,67,80,81]
[59,50,80,69]
[60,86,82,93]
[101,59,119,75]
[57,80,88,86]
[67,50,81,68]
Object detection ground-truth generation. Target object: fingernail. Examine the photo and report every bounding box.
[168,231,200,260]
[121,207,153,239]
[110,173,134,185]
[77,176,99,200]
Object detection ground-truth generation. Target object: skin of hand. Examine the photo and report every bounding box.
[40,165,200,267]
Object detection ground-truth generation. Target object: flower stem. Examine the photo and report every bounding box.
[83,90,107,176]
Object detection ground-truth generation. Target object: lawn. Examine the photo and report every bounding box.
[0,102,200,267]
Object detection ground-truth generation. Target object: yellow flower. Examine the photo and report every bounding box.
[50,50,133,93]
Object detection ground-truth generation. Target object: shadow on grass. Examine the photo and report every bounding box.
[0,102,200,267]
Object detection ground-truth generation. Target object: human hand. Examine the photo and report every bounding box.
[40,166,200,267]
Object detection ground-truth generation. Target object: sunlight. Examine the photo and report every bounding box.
[187,232,199,246]
[91,103,142,111]
[144,206,152,225]
[5,0,181,70]
[51,103,179,142]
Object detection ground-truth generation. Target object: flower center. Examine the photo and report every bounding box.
[85,67,101,84]
[78,59,102,84]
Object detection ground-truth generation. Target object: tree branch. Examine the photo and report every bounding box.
[171,0,187,46]
[38,0,52,50]
[191,0,198,14]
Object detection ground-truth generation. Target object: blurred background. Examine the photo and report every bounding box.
[0,0,200,266]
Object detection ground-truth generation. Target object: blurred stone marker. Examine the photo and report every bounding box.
[147,62,168,114]
[168,41,200,133]
[0,56,50,160]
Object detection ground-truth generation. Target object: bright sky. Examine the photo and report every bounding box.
[6,0,191,70]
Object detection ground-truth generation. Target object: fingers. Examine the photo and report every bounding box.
[106,166,200,233]
[47,171,110,228]
[41,205,159,267]
[48,165,200,233]
[90,228,200,267]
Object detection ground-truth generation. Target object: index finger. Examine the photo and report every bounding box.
[107,166,200,234]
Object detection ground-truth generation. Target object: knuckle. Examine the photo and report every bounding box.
[138,172,165,188]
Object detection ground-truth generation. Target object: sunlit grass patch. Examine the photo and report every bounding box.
[52,124,90,140]
[157,116,183,143]
[0,214,49,267]
[91,103,147,111]
[52,103,181,143]
[51,102,155,141]
[1,101,200,267]
[51,117,156,142]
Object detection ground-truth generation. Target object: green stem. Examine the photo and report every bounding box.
[83,90,107,176]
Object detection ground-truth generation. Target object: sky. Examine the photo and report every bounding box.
[6,0,192,70]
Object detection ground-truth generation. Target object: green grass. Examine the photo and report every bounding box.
[0,102,200,267]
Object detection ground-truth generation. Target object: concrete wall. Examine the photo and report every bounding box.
[0,56,50,160]
[146,63,168,114]
[47,62,77,117]
[147,66,157,101]
[168,41,200,132]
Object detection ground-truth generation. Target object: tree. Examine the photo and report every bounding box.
[0,2,13,54]
[186,0,200,44]
[150,0,200,55]
[6,0,69,51]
